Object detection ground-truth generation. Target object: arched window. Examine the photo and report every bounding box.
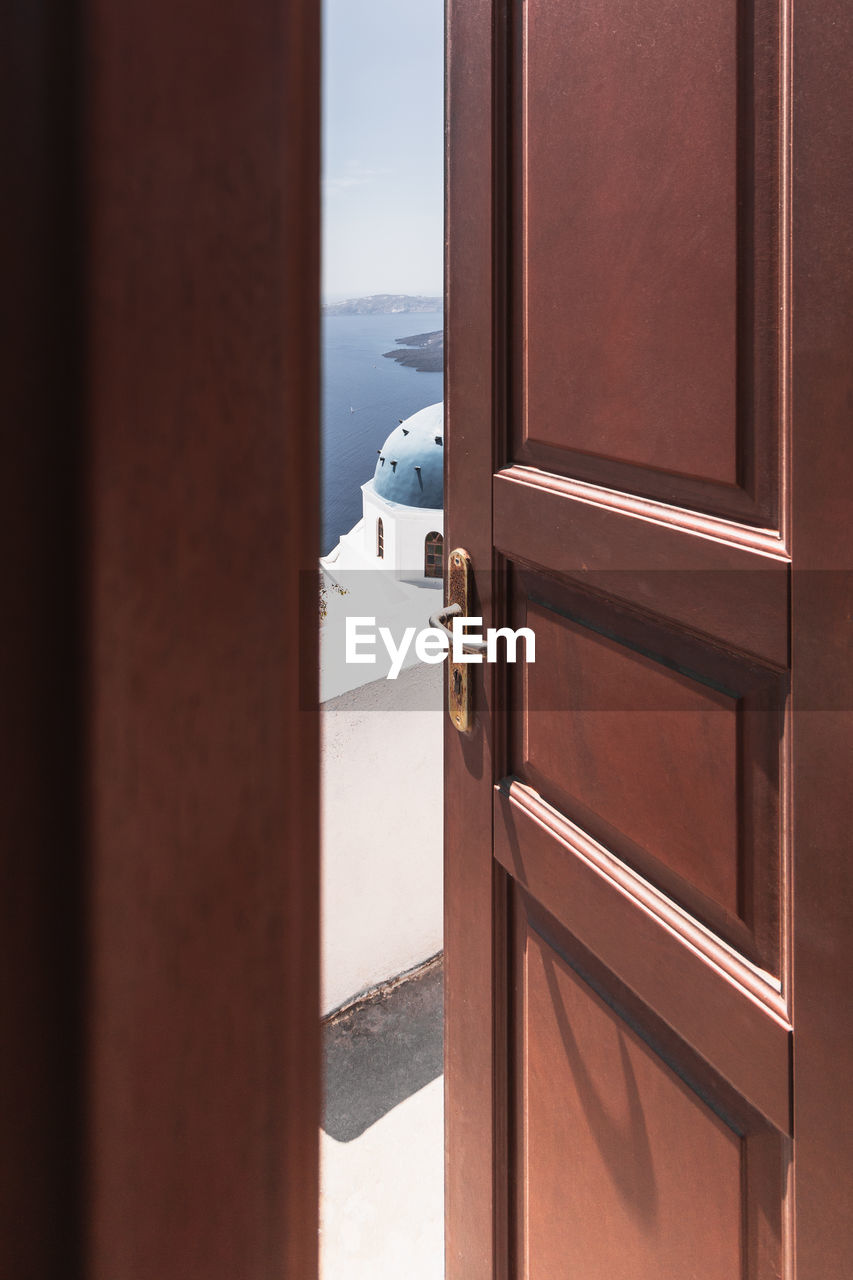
[424,530,443,579]
[376,517,384,559]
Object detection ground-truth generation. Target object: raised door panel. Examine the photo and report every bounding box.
[496,784,791,1134]
[512,897,787,1280]
[509,573,785,971]
[511,0,784,525]
[524,604,741,915]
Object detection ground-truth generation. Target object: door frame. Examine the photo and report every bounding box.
[2,1,321,1275]
[790,3,853,1270]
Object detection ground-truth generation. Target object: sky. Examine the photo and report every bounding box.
[322,0,444,301]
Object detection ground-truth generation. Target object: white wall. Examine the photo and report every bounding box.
[361,483,443,581]
[361,488,396,566]
[321,661,443,1016]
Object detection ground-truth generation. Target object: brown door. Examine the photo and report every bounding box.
[2,0,321,1274]
[445,1,853,1277]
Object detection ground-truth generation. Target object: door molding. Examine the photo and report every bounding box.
[445,1,506,1274]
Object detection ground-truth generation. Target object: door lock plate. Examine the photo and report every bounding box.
[447,548,473,733]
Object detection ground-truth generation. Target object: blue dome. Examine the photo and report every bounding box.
[373,402,444,509]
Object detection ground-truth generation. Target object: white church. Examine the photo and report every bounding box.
[319,400,445,700]
[321,400,444,581]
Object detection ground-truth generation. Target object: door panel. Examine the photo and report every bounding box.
[510,572,785,970]
[512,0,783,525]
[512,895,787,1280]
[521,0,739,486]
[524,604,743,916]
[495,784,790,1135]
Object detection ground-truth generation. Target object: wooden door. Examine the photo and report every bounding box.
[1,0,321,1274]
[445,1,853,1277]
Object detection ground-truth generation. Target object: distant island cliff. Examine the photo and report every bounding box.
[323,294,443,316]
[382,329,444,374]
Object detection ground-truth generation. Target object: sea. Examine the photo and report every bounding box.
[322,311,444,555]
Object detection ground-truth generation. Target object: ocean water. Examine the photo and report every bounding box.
[322,312,444,555]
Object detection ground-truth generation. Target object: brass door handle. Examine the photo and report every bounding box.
[428,602,489,654]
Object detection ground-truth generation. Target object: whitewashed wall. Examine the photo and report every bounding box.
[321,661,443,1016]
[361,483,443,581]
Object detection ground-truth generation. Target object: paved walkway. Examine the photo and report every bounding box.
[320,962,445,1279]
